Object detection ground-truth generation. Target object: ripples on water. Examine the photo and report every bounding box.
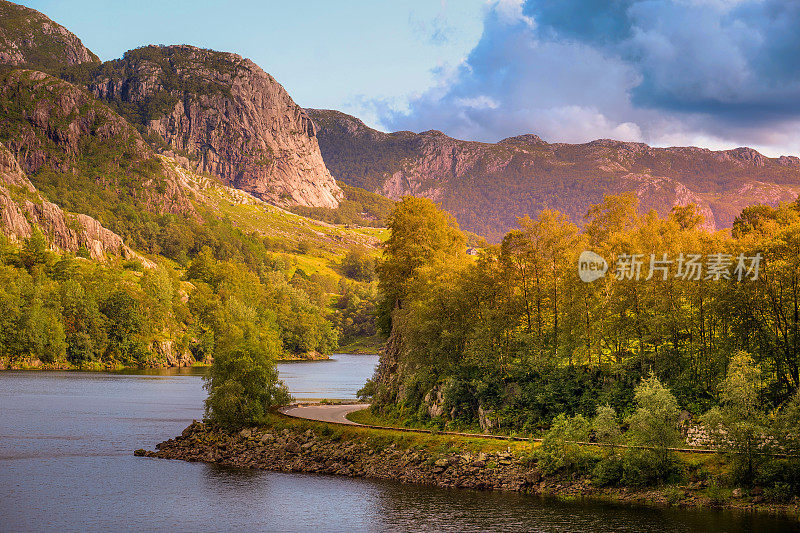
[1,357,798,532]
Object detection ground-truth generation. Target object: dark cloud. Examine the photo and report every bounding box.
[383,0,800,155]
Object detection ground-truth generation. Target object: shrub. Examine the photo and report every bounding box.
[536,413,593,475]
[592,455,623,486]
[204,336,290,429]
[625,375,681,482]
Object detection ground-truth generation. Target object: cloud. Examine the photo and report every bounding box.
[409,1,456,45]
[382,0,800,155]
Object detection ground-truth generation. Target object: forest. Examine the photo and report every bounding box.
[0,226,383,370]
[364,195,800,495]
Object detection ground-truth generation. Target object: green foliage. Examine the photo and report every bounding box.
[331,281,378,343]
[341,246,375,282]
[702,352,770,486]
[535,413,593,475]
[593,404,621,444]
[0,224,340,367]
[100,290,147,364]
[204,334,290,429]
[20,227,49,271]
[625,375,681,482]
[376,196,465,334]
[290,182,394,227]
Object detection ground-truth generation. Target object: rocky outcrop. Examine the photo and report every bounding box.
[308,109,800,240]
[150,339,195,367]
[0,68,192,216]
[142,421,543,493]
[141,420,800,515]
[0,0,98,71]
[90,45,342,209]
[0,142,153,264]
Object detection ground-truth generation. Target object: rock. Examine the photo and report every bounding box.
[0,1,98,70]
[0,70,191,217]
[238,428,252,438]
[134,449,147,457]
[424,387,445,419]
[732,488,742,498]
[0,144,157,265]
[90,45,342,209]
[309,109,800,240]
[478,405,496,433]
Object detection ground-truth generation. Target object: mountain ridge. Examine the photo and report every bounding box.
[307,108,800,240]
[87,44,343,209]
[0,0,98,72]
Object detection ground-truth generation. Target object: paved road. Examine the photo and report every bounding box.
[278,403,720,453]
[280,403,370,425]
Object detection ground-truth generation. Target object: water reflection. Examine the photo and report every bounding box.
[1,366,798,532]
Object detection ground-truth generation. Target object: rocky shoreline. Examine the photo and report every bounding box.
[138,420,800,519]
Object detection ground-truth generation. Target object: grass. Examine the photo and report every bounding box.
[267,412,531,456]
[168,157,385,258]
[337,335,386,354]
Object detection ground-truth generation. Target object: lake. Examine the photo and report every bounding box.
[1,355,798,532]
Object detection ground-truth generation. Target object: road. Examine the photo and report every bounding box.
[280,403,370,425]
[278,402,720,453]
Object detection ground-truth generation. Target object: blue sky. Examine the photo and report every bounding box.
[17,1,800,156]
[19,0,484,126]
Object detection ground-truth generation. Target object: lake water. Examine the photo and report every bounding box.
[1,355,798,532]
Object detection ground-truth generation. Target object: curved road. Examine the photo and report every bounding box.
[280,403,370,425]
[279,403,720,453]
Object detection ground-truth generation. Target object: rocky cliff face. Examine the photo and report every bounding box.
[0,68,192,217]
[308,109,800,241]
[0,142,152,265]
[0,0,98,72]
[90,45,342,208]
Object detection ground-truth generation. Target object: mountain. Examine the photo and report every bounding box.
[0,67,191,220]
[308,109,800,241]
[0,0,98,72]
[0,141,153,265]
[87,45,342,209]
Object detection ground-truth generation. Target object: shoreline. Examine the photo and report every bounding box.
[0,352,379,372]
[137,417,800,521]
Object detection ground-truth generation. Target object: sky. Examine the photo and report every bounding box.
[18,0,800,156]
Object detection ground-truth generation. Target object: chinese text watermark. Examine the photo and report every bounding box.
[578,251,761,282]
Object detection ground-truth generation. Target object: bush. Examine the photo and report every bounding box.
[592,455,623,486]
[756,458,800,501]
[621,449,682,486]
[536,413,593,475]
[204,337,291,429]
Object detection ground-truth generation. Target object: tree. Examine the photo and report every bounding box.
[376,197,465,333]
[671,203,704,231]
[625,375,681,481]
[702,352,768,485]
[341,246,375,281]
[593,404,621,444]
[21,226,48,272]
[100,290,146,364]
[536,413,591,475]
[204,334,290,429]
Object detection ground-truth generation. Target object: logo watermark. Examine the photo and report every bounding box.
[578,250,609,282]
[578,251,761,282]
